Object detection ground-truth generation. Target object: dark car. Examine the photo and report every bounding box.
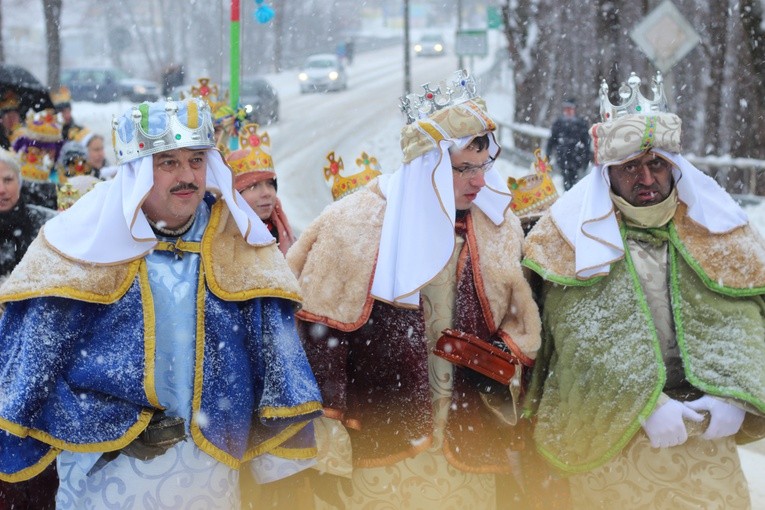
[61,67,161,103]
[226,77,279,125]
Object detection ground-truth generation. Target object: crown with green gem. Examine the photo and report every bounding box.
[400,69,479,125]
[111,98,215,165]
[599,71,669,122]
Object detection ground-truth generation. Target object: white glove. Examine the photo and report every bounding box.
[684,395,746,440]
[641,398,704,448]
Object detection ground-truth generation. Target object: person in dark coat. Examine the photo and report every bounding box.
[545,98,591,191]
[0,148,57,509]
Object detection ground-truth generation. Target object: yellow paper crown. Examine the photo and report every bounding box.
[0,90,20,111]
[182,78,230,120]
[51,86,72,106]
[323,151,382,201]
[19,146,53,182]
[23,109,63,143]
[508,149,559,217]
[57,182,80,211]
[226,123,274,177]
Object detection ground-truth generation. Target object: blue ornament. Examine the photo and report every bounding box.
[254,4,274,23]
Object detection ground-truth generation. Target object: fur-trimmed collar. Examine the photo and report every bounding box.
[0,201,301,304]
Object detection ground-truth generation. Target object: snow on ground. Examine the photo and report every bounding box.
[72,43,765,508]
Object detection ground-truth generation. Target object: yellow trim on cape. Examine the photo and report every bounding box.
[271,445,319,460]
[0,447,60,483]
[0,409,154,456]
[261,401,324,419]
[139,261,162,409]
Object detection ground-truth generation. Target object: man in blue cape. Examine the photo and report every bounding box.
[0,98,322,508]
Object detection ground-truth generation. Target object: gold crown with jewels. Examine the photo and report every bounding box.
[111,98,215,165]
[599,71,669,122]
[226,123,274,177]
[508,149,559,217]
[23,109,63,142]
[400,69,479,125]
[323,151,381,201]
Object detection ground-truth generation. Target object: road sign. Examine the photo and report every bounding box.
[487,6,503,29]
[630,0,700,73]
[455,30,488,57]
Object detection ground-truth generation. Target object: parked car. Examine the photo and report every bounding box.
[414,34,446,57]
[298,54,348,93]
[61,67,161,103]
[225,77,279,124]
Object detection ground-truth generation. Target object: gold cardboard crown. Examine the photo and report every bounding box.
[508,149,559,217]
[23,109,63,143]
[0,90,20,111]
[323,151,381,201]
[182,78,230,120]
[226,123,274,177]
[57,182,80,211]
[51,86,72,106]
[19,146,53,182]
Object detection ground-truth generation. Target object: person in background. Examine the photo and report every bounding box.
[0,147,57,509]
[0,98,322,509]
[545,97,591,191]
[287,70,541,509]
[0,91,22,150]
[76,131,107,177]
[226,122,296,256]
[50,87,82,141]
[524,71,765,509]
[12,109,62,210]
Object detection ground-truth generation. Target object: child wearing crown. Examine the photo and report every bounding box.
[523,72,765,509]
[287,70,541,509]
[0,98,322,508]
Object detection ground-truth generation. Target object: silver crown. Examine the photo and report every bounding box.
[400,69,479,124]
[599,71,669,122]
[112,98,215,165]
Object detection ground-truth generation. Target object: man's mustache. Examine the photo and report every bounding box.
[169,183,200,193]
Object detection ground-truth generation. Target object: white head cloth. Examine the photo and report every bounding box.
[550,149,748,279]
[44,150,274,264]
[372,134,511,306]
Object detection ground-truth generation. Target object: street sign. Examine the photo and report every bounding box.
[487,6,503,29]
[455,30,488,57]
[630,0,700,73]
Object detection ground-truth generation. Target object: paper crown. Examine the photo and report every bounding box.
[323,151,381,201]
[56,141,93,178]
[600,71,669,122]
[23,109,63,143]
[508,149,559,217]
[0,90,20,111]
[51,86,72,107]
[112,98,215,165]
[19,145,54,181]
[57,182,80,211]
[400,69,479,125]
[226,123,274,177]
[181,78,230,120]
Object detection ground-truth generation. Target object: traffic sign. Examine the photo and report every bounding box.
[455,30,488,57]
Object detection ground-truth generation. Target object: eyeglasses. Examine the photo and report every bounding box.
[613,155,672,177]
[452,156,496,177]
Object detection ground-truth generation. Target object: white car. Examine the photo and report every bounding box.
[414,34,446,57]
[298,54,348,93]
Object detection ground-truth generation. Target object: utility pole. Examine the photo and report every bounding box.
[457,0,464,70]
[403,0,411,96]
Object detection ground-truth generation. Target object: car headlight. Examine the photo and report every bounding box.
[434,44,443,52]
[133,85,148,94]
[414,44,422,52]
[329,71,339,80]
[298,72,308,81]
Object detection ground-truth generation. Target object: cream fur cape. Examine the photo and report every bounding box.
[0,200,301,305]
[286,182,541,361]
[524,202,765,291]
